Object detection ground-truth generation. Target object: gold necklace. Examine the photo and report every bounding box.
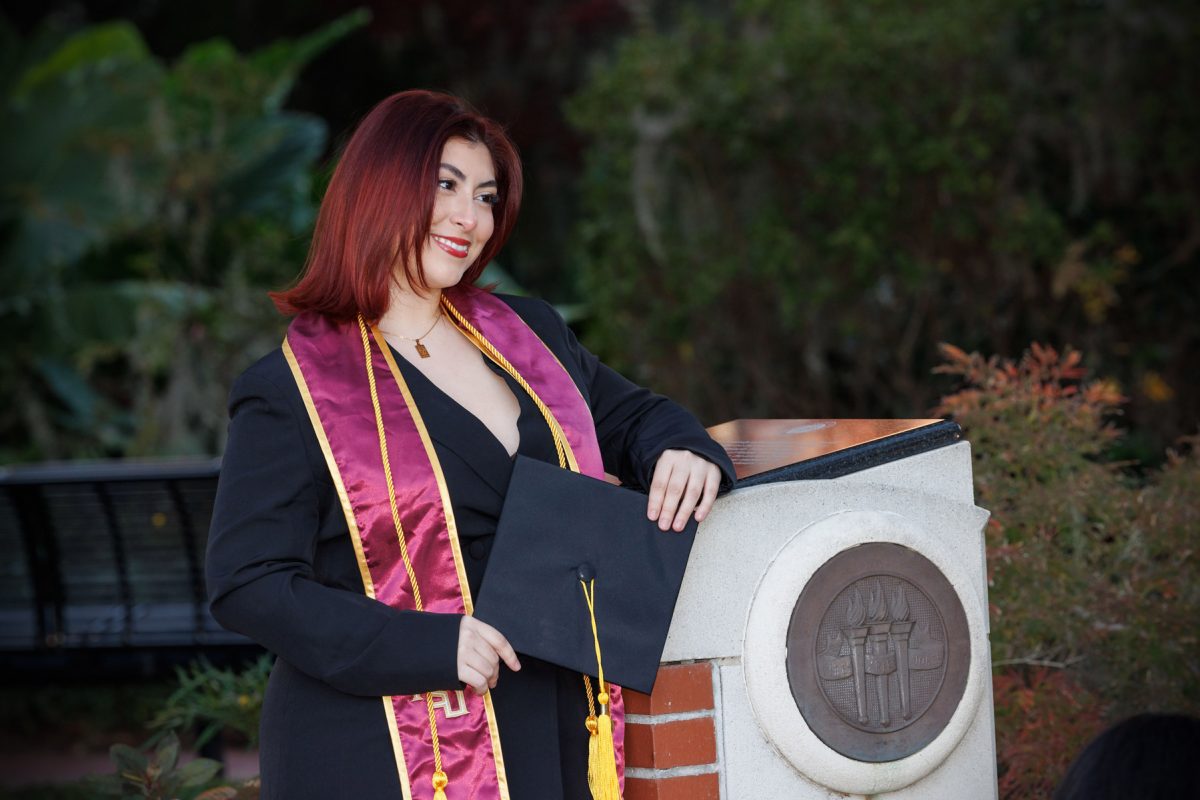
[390,312,442,358]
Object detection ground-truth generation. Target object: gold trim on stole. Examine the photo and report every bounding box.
[372,327,511,800]
[442,303,584,473]
[509,310,592,409]
[282,338,415,800]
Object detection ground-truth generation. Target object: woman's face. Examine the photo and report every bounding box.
[416,136,498,290]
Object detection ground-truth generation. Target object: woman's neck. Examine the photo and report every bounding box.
[378,283,443,339]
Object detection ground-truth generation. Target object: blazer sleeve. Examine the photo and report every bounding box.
[205,366,462,697]
[534,302,737,492]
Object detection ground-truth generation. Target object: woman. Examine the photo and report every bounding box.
[206,90,735,800]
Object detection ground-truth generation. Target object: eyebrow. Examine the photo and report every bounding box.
[440,162,498,189]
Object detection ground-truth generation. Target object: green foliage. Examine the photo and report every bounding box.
[0,11,368,462]
[568,0,1200,446]
[936,343,1200,798]
[85,731,245,800]
[149,656,273,750]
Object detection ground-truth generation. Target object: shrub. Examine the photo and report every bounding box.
[568,0,1200,456]
[149,655,273,750]
[936,343,1199,798]
[86,731,252,800]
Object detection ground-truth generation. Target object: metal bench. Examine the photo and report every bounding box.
[0,459,259,679]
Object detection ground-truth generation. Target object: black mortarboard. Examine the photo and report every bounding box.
[473,455,698,694]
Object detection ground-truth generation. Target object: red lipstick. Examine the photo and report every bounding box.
[431,234,471,259]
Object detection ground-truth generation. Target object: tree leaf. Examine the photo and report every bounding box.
[14,21,151,97]
[153,731,180,772]
[34,357,98,427]
[249,8,371,111]
[176,757,223,787]
[108,742,148,775]
[175,38,239,70]
[217,114,326,223]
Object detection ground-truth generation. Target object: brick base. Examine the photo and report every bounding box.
[623,662,720,797]
[626,772,720,800]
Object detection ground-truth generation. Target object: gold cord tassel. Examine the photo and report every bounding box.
[432,770,449,800]
[581,579,622,800]
[587,701,620,800]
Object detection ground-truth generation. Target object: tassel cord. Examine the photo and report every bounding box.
[580,579,622,800]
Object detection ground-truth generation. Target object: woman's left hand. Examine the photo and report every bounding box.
[647,449,722,532]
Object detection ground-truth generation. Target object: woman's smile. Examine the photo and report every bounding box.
[431,233,471,258]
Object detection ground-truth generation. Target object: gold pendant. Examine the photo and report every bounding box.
[415,340,430,358]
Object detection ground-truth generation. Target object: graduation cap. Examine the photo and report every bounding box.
[473,455,699,695]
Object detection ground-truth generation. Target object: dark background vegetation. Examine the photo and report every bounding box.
[1,1,1197,797]
[3,0,1197,463]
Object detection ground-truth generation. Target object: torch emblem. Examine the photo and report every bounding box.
[816,577,946,730]
[788,543,970,761]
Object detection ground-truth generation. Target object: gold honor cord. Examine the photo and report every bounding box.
[441,297,622,800]
[439,298,572,471]
[357,316,450,800]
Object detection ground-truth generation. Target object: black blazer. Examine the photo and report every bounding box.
[206,294,735,799]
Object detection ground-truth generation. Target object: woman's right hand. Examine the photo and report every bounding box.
[457,616,521,695]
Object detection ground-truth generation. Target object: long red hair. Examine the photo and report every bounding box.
[272,90,523,321]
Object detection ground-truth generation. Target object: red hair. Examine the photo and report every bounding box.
[272,90,523,321]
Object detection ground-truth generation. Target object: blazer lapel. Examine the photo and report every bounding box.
[388,347,513,499]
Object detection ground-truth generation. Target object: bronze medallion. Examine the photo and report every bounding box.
[786,542,970,762]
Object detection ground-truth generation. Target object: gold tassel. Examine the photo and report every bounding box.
[432,769,448,800]
[581,580,622,799]
[587,698,621,799]
[586,715,600,788]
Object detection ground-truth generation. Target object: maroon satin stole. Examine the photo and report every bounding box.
[283,285,625,799]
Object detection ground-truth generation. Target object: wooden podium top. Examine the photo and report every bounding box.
[705,418,961,487]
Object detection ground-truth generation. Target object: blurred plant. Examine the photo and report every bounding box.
[990,668,1105,799]
[0,784,97,800]
[149,655,273,750]
[935,342,1200,798]
[0,681,172,754]
[0,10,368,462]
[568,0,1200,452]
[86,731,250,800]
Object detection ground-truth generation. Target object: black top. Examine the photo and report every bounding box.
[205,294,735,800]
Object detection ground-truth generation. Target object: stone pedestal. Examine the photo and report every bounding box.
[624,420,997,800]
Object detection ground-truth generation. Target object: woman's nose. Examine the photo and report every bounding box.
[449,196,477,231]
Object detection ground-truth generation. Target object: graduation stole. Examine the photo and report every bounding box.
[282,284,625,800]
